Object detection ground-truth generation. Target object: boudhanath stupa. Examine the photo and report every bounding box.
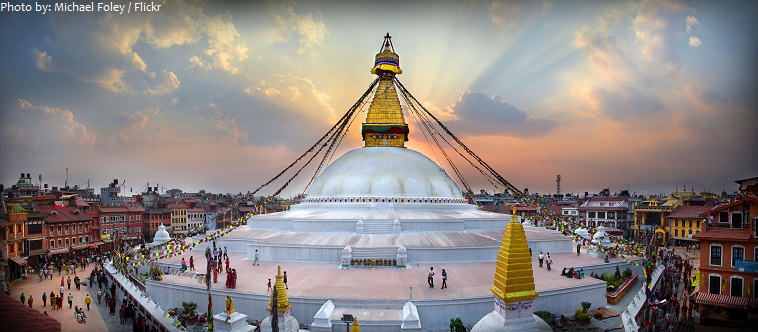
[147,34,642,331]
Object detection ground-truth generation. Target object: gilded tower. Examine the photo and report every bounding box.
[361,33,409,148]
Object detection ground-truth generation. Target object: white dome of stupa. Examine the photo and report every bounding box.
[306,147,462,200]
[153,223,171,244]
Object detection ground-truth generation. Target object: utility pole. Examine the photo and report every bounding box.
[556,175,561,196]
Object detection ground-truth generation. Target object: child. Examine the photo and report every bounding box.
[267,278,272,291]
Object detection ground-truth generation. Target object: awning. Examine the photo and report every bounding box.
[71,244,89,250]
[49,248,70,255]
[696,292,758,309]
[10,256,27,266]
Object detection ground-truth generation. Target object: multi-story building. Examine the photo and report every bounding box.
[38,204,93,259]
[634,185,719,245]
[24,210,47,267]
[2,203,28,278]
[692,194,758,321]
[666,205,710,247]
[143,208,172,243]
[577,197,633,231]
[169,203,188,234]
[97,204,145,245]
[187,208,205,232]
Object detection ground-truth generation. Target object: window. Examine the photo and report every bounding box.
[754,279,758,299]
[57,225,62,235]
[598,211,606,219]
[731,277,743,297]
[709,274,721,294]
[732,246,744,267]
[754,217,758,237]
[64,225,69,235]
[675,219,679,227]
[732,212,743,228]
[71,237,76,245]
[79,236,84,244]
[28,223,42,234]
[121,226,127,234]
[689,220,693,228]
[29,240,42,250]
[719,211,729,223]
[697,220,701,228]
[65,238,69,247]
[50,240,55,249]
[57,239,61,248]
[711,245,722,266]
[102,229,109,235]
[675,229,679,237]
[588,212,596,218]
[78,224,82,233]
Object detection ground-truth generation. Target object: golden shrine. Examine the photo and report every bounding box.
[267,265,292,313]
[491,219,538,303]
[361,33,409,148]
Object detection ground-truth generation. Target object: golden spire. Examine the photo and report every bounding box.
[267,266,292,313]
[491,218,538,303]
[362,33,409,148]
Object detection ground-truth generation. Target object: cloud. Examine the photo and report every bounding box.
[245,74,336,121]
[13,98,97,147]
[686,15,699,33]
[689,36,702,48]
[632,0,692,77]
[31,47,53,72]
[575,30,643,85]
[33,0,248,94]
[588,87,665,120]
[266,3,328,54]
[442,91,556,138]
[144,70,181,95]
[117,110,149,142]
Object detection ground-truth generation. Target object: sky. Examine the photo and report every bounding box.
[1,0,756,198]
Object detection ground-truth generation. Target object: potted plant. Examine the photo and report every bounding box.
[574,302,592,324]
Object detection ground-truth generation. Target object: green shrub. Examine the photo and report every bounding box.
[534,310,553,325]
[614,266,622,279]
[623,267,633,279]
[575,308,584,317]
[577,312,590,320]
[449,317,465,332]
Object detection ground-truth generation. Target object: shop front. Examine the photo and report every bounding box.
[695,292,758,327]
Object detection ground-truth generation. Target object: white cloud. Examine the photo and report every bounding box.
[15,98,97,146]
[117,110,149,142]
[144,70,181,95]
[632,0,691,77]
[31,47,53,72]
[689,36,702,48]
[686,15,699,33]
[266,4,328,54]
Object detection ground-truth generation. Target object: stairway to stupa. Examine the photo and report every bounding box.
[359,219,398,233]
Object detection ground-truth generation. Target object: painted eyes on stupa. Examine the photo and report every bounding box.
[371,134,398,139]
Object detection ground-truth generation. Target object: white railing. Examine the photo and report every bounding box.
[621,264,665,332]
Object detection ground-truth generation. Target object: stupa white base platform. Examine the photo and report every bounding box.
[213,312,253,332]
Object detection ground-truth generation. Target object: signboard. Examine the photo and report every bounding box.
[734,259,758,273]
[639,225,653,230]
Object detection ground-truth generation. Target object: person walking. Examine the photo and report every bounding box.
[189,256,195,271]
[20,292,25,305]
[441,269,448,289]
[283,271,288,289]
[577,243,581,256]
[538,251,544,267]
[28,295,33,308]
[253,249,260,266]
[97,289,102,304]
[60,285,64,298]
[85,294,91,311]
[181,258,187,272]
[42,292,47,307]
[223,247,228,260]
[68,293,74,309]
[225,258,230,273]
[57,294,63,310]
[546,253,553,271]
[50,292,55,309]
[427,267,435,288]
[67,276,72,289]
[267,278,272,291]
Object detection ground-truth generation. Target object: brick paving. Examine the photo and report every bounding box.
[7,262,131,332]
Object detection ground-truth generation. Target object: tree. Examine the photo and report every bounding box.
[449,317,465,332]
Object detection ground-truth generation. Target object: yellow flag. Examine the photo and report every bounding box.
[747,280,751,296]
[691,270,699,287]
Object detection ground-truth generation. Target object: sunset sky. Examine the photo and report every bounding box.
[1,0,756,197]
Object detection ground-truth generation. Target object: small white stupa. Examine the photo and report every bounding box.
[149,223,171,247]
[588,225,613,258]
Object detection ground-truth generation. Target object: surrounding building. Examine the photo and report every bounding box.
[577,197,633,231]
[1,203,28,278]
[97,204,145,245]
[666,205,710,247]
[169,203,189,234]
[692,194,758,323]
[38,204,94,259]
